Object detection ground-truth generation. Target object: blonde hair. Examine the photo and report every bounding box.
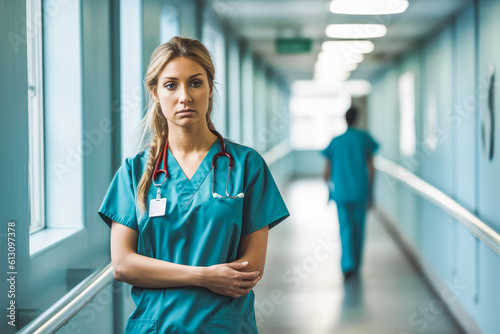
[135,36,217,215]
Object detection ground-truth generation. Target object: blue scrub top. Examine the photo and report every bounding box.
[321,127,379,204]
[98,138,289,333]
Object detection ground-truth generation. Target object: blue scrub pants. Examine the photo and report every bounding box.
[336,202,367,273]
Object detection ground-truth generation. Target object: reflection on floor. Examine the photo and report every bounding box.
[253,178,464,334]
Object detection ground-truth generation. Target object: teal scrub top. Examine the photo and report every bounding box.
[321,127,379,204]
[98,138,289,334]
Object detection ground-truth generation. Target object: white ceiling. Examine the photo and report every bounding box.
[206,0,472,84]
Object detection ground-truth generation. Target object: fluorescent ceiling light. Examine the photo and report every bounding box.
[329,0,409,15]
[315,62,358,72]
[325,24,387,39]
[322,41,374,54]
[314,71,352,82]
[317,52,364,64]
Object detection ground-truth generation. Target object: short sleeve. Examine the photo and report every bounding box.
[321,140,334,159]
[365,133,379,156]
[241,152,290,237]
[98,158,139,232]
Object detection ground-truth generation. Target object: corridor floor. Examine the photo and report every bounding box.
[253,178,465,334]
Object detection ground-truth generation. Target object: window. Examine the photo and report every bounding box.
[120,0,143,158]
[398,71,416,156]
[27,0,45,233]
[425,86,438,152]
[290,81,351,150]
[30,0,83,255]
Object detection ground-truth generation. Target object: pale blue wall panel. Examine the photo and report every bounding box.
[453,3,480,322]
[367,2,500,333]
[81,0,115,262]
[417,25,456,285]
[240,46,255,146]
[420,203,455,282]
[454,3,478,211]
[369,68,399,161]
[455,224,479,318]
[421,26,454,195]
[142,0,161,77]
[178,0,198,39]
[0,1,29,332]
[477,244,500,333]
[368,68,400,222]
[397,52,423,249]
[478,0,500,233]
[227,35,242,142]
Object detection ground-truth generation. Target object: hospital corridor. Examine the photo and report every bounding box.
[2,0,500,333]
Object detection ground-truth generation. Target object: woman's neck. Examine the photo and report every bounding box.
[167,123,217,156]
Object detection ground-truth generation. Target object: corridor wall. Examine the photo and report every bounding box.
[368,1,500,333]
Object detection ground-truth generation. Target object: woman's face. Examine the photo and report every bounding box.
[154,57,212,129]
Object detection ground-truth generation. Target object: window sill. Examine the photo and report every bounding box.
[30,227,84,258]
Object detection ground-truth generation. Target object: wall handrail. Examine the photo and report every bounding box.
[261,140,291,166]
[17,263,114,334]
[375,156,500,256]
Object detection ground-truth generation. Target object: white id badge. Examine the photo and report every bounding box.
[149,198,166,217]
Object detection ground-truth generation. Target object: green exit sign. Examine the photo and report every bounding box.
[275,38,312,54]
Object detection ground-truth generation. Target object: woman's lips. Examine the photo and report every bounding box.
[176,109,195,115]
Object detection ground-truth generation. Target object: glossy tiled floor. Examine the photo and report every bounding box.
[253,178,465,334]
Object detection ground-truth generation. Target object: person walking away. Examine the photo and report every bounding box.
[321,107,378,280]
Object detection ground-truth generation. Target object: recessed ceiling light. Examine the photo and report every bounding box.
[317,52,365,64]
[325,24,387,39]
[329,0,409,15]
[321,40,375,54]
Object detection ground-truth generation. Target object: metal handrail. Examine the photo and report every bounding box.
[261,140,291,166]
[17,263,114,334]
[375,155,500,256]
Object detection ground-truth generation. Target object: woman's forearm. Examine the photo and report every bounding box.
[113,252,205,289]
[114,254,260,298]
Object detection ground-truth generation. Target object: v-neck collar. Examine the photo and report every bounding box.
[165,137,221,207]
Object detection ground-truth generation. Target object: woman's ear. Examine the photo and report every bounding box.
[151,89,159,103]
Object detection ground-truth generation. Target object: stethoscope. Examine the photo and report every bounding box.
[152,129,244,200]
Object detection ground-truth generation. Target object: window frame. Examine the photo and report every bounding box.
[27,0,46,234]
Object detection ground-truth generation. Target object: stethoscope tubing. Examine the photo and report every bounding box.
[151,130,243,199]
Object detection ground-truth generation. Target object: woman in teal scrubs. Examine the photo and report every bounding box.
[98,36,289,333]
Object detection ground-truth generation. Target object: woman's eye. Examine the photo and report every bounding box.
[191,81,202,88]
[165,83,176,89]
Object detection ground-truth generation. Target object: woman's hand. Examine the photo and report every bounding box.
[201,262,261,298]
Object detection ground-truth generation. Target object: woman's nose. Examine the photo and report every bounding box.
[178,84,192,104]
